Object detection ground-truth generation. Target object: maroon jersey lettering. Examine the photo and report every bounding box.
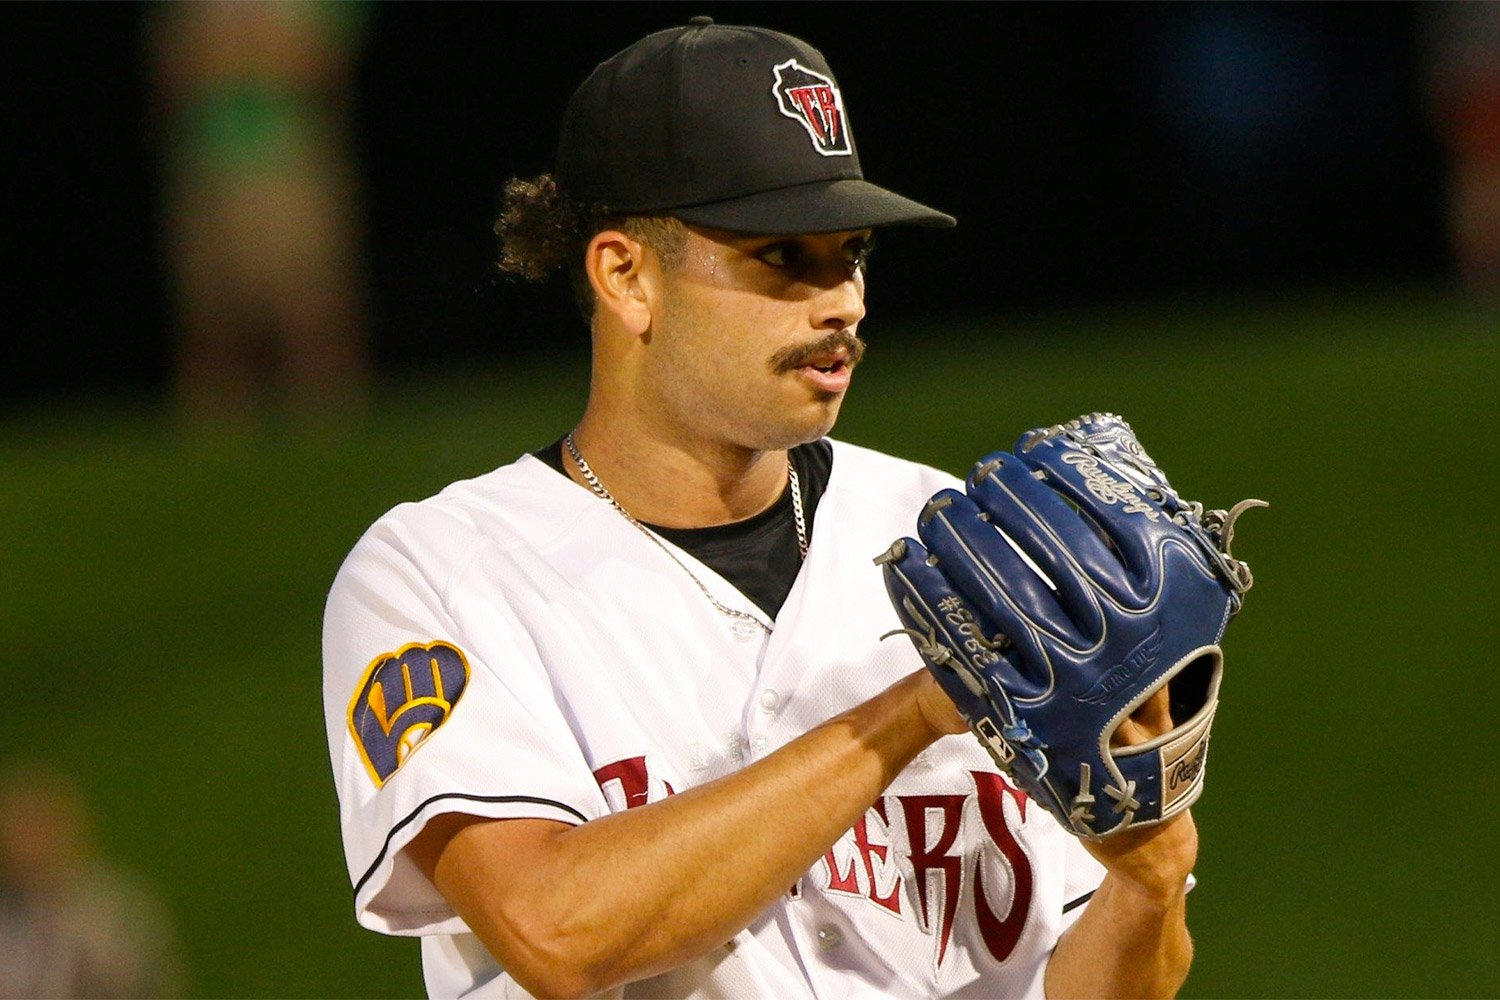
[970,770,1035,962]
[898,794,966,964]
[820,801,902,915]
[593,756,674,810]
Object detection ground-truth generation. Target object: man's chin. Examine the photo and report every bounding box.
[767,402,845,450]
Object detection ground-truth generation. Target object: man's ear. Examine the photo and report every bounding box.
[585,230,654,337]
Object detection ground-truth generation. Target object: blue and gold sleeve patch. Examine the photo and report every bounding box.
[347,641,471,788]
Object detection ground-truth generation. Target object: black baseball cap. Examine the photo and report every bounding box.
[555,17,956,235]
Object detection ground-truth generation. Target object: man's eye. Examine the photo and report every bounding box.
[845,237,876,271]
[754,237,871,273]
[757,243,793,268]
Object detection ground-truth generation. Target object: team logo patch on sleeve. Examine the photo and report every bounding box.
[347,641,470,787]
[772,59,852,156]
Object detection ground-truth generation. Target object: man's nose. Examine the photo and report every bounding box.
[811,273,866,331]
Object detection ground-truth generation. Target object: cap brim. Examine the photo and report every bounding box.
[669,178,956,234]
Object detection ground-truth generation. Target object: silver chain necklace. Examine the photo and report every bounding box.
[564,431,808,635]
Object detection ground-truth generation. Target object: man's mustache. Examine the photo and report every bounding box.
[770,330,867,373]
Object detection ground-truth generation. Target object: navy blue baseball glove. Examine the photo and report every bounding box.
[877,414,1263,839]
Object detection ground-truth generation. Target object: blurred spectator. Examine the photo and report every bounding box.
[150,1,371,426]
[0,763,185,998]
[1427,2,1500,303]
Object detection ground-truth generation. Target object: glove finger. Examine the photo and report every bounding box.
[915,487,1081,643]
[965,452,1108,639]
[913,490,1066,698]
[875,533,1038,703]
[1014,438,1166,600]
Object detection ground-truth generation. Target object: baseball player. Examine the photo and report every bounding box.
[324,19,1199,998]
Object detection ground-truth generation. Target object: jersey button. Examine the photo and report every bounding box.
[816,925,842,949]
[759,689,780,711]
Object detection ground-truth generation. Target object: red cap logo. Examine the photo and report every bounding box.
[772,59,852,157]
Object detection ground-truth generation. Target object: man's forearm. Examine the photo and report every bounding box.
[1043,813,1198,999]
[428,671,952,997]
[1045,874,1192,999]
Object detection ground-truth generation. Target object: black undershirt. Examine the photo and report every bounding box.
[534,438,834,620]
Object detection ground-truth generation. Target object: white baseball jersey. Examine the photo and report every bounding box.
[323,439,1107,999]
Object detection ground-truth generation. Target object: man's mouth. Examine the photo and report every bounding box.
[804,351,849,376]
[771,331,867,376]
[789,343,857,393]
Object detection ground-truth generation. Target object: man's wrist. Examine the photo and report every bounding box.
[1103,865,1191,911]
[1082,811,1199,905]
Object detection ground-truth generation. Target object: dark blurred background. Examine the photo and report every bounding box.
[0,2,1463,408]
[3,3,1497,998]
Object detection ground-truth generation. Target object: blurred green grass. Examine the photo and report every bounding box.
[1,288,1494,997]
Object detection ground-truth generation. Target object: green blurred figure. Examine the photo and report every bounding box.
[150,1,371,426]
[0,763,185,998]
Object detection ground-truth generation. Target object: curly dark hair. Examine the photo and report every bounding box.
[494,174,687,321]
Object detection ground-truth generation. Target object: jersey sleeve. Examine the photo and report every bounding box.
[322,502,608,937]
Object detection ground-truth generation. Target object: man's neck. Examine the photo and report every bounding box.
[565,415,789,529]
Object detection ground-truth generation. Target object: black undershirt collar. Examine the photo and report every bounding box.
[534,437,833,620]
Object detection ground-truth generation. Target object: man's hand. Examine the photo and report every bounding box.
[913,669,971,739]
[1082,810,1199,905]
[1089,689,1199,901]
